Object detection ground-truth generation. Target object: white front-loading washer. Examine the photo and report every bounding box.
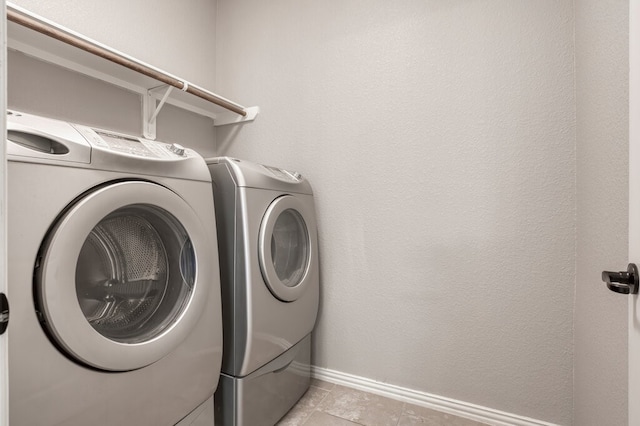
[6,111,223,425]
[206,157,319,426]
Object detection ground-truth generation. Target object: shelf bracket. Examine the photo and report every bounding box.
[143,84,175,140]
[214,106,261,127]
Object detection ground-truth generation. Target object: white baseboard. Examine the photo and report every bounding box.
[310,366,562,426]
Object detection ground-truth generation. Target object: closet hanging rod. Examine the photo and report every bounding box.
[6,7,247,117]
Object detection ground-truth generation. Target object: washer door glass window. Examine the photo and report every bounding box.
[37,181,212,371]
[76,205,194,344]
[259,195,314,302]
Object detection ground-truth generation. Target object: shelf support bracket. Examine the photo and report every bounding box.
[214,106,260,127]
[143,84,174,140]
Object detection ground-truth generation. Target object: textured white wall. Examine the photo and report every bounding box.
[7,2,628,424]
[574,1,629,425]
[215,1,576,424]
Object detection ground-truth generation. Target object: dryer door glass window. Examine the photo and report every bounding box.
[259,195,315,302]
[271,208,309,287]
[75,205,194,344]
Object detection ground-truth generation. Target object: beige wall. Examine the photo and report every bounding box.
[574,1,629,425]
[215,1,576,424]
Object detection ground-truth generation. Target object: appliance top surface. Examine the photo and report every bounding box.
[206,156,313,194]
[6,110,211,182]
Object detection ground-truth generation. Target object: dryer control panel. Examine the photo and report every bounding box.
[206,157,313,195]
[262,165,303,183]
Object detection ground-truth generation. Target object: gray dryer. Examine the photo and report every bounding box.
[207,157,320,426]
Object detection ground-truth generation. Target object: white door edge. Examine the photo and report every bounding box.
[630,0,640,424]
[0,0,9,425]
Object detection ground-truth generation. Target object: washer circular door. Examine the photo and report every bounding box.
[258,195,317,302]
[36,181,212,371]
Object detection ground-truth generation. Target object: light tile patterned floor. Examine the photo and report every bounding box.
[276,379,490,426]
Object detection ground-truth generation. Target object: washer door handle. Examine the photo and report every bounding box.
[602,263,639,295]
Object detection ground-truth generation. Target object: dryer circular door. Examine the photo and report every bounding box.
[258,195,318,302]
[36,181,212,371]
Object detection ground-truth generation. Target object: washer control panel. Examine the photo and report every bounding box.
[168,143,186,157]
[6,110,212,182]
[75,126,193,159]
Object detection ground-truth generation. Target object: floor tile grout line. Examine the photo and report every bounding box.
[300,383,335,426]
[309,381,408,426]
[306,381,489,426]
[312,383,333,409]
[394,402,406,426]
[326,412,366,426]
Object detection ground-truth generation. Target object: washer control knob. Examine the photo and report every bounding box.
[168,143,186,156]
